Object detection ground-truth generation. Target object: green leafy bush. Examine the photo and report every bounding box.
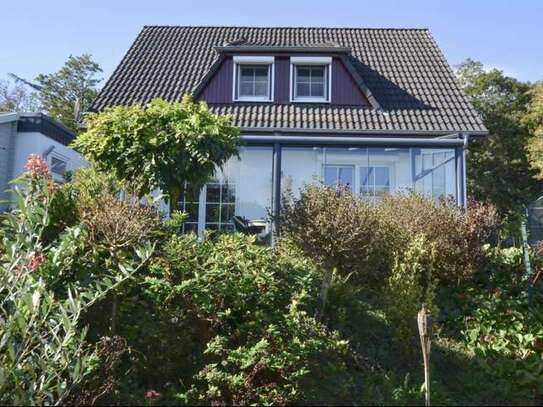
[144,233,356,405]
[379,194,499,287]
[281,185,397,282]
[384,234,438,351]
[460,247,543,399]
[0,164,153,405]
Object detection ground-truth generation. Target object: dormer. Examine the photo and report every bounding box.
[193,43,380,109]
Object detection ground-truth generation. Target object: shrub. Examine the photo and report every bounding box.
[281,184,399,317]
[378,193,499,286]
[383,234,438,351]
[0,158,153,405]
[144,233,355,405]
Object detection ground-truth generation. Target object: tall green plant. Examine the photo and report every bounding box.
[74,96,240,213]
[0,157,153,405]
[384,234,438,351]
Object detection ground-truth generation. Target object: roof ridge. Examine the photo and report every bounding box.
[142,25,430,31]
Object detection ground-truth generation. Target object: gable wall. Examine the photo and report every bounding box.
[199,55,369,106]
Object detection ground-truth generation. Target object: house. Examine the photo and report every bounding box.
[0,112,86,211]
[90,26,487,235]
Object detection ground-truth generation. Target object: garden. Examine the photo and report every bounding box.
[1,97,542,405]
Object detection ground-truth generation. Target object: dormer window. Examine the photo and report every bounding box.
[290,56,332,103]
[233,56,274,102]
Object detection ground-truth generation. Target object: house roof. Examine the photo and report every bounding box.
[91,26,487,136]
[0,112,75,145]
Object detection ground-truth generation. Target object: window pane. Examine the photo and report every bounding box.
[238,65,270,99]
[324,166,337,186]
[183,223,198,234]
[295,65,327,100]
[374,167,390,187]
[240,66,255,80]
[296,82,310,97]
[254,81,268,96]
[239,82,253,97]
[310,83,324,97]
[221,184,235,203]
[206,203,220,222]
[184,203,199,222]
[338,167,353,187]
[311,66,325,79]
[206,184,221,203]
[254,67,268,78]
[297,67,311,81]
[221,203,235,223]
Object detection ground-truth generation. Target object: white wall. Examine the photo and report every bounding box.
[12,132,86,181]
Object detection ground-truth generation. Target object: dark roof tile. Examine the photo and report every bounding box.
[92,26,486,135]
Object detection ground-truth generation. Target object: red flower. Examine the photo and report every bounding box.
[28,253,45,272]
[144,390,161,400]
[24,154,49,178]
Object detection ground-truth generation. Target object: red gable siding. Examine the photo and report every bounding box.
[198,56,369,106]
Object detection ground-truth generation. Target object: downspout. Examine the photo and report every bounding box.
[463,134,469,208]
[271,141,282,248]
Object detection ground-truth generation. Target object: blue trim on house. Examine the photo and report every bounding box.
[17,113,76,146]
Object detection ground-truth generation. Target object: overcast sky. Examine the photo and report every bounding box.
[1,0,542,85]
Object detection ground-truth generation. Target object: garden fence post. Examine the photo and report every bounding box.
[418,304,432,407]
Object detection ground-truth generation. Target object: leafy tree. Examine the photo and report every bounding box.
[10,54,102,131]
[455,59,543,226]
[0,78,40,112]
[73,97,240,213]
[524,83,543,178]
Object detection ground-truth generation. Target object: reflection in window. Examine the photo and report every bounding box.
[323,165,354,191]
[51,156,67,176]
[205,181,236,232]
[180,183,200,234]
[360,166,391,197]
[414,149,456,201]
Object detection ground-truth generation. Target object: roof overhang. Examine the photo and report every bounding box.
[239,126,488,138]
[0,112,19,124]
[240,133,467,148]
[0,112,76,145]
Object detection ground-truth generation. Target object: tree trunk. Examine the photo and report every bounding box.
[169,184,184,215]
[316,266,334,320]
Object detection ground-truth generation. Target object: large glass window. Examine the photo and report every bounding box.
[413,148,456,200]
[181,146,273,236]
[235,64,272,101]
[181,146,458,236]
[281,146,456,202]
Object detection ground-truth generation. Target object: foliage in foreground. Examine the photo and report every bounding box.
[0,160,153,405]
[2,158,542,405]
[144,234,355,405]
[74,96,240,212]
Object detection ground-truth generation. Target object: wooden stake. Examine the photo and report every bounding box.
[418,304,432,407]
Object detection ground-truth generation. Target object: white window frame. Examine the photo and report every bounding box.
[323,164,355,191]
[49,152,69,181]
[232,56,275,102]
[359,165,392,198]
[290,56,332,103]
